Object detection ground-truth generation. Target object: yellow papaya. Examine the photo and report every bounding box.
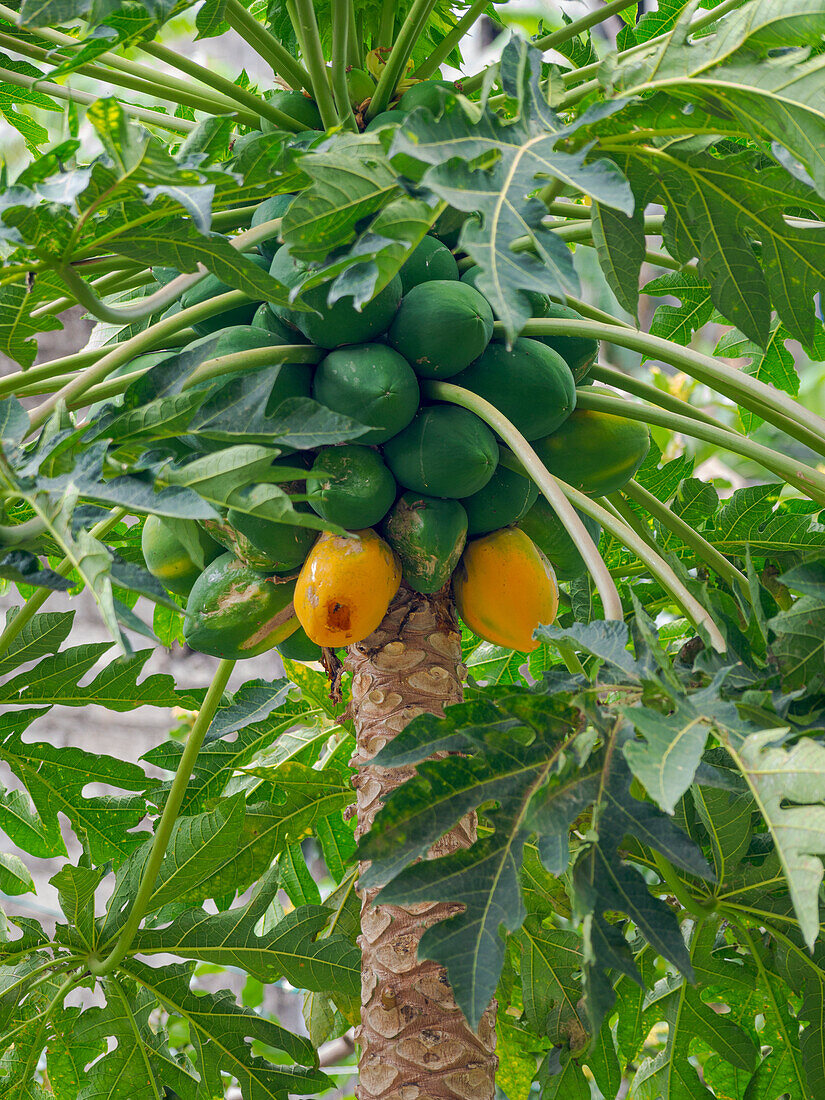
[453,528,559,652]
[294,529,401,647]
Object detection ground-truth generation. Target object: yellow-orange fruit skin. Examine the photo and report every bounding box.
[454,528,559,652]
[294,529,402,647]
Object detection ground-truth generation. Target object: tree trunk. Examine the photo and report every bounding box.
[346,585,497,1100]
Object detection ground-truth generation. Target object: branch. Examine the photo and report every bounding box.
[288,0,339,129]
[366,0,439,119]
[223,0,313,92]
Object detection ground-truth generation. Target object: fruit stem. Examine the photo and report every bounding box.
[0,63,195,134]
[587,363,724,430]
[574,388,825,505]
[517,318,825,458]
[622,481,751,599]
[181,344,323,389]
[288,0,340,129]
[223,0,314,93]
[366,0,439,119]
[89,658,235,976]
[413,0,489,80]
[555,639,588,676]
[331,0,359,131]
[423,381,624,622]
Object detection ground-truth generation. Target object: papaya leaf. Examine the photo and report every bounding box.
[49,864,105,951]
[0,610,74,678]
[622,694,713,814]
[715,321,802,433]
[0,852,34,896]
[709,482,825,559]
[518,921,586,1045]
[644,270,715,348]
[590,200,646,318]
[0,282,62,369]
[0,552,73,591]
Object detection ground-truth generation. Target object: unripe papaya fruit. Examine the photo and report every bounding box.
[312,343,419,444]
[533,394,650,496]
[180,254,269,336]
[251,194,294,263]
[452,338,576,441]
[365,109,405,131]
[226,486,317,573]
[460,265,550,322]
[308,445,397,528]
[519,498,600,582]
[141,515,222,598]
[461,450,538,535]
[382,493,468,594]
[398,79,453,113]
[383,405,498,498]
[261,89,323,132]
[251,302,306,343]
[294,529,401,646]
[387,281,494,378]
[277,624,323,662]
[399,236,459,294]
[184,553,299,659]
[269,247,402,349]
[533,302,599,383]
[200,517,288,572]
[453,529,559,652]
[346,67,375,105]
[430,206,476,250]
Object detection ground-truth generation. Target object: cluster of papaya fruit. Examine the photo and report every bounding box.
[139,81,650,664]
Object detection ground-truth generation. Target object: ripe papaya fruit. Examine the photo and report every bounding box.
[294,529,401,646]
[269,246,402,348]
[387,281,494,378]
[226,486,317,572]
[141,515,222,598]
[461,449,538,535]
[184,552,299,659]
[460,265,550,322]
[382,493,468,594]
[277,624,323,662]
[453,528,559,652]
[533,393,650,496]
[250,194,294,263]
[179,254,269,336]
[312,343,419,444]
[383,405,498,498]
[533,302,599,383]
[399,236,459,294]
[397,79,453,113]
[307,445,397,528]
[261,89,323,132]
[452,338,576,441]
[519,498,600,582]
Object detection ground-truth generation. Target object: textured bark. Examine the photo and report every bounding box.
[346,584,497,1100]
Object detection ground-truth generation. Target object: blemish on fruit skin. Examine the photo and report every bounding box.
[326,600,352,632]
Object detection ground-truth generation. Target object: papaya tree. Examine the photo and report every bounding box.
[2,0,825,1097]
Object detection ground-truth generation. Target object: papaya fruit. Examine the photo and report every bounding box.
[261,89,323,132]
[397,79,453,113]
[184,553,299,659]
[294,529,401,646]
[387,281,494,378]
[180,253,269,336]
[307,445,397,528]
[269,246,402,348]
[251,302,306,343]
[519,498,600,582]
[460,265,550,321]
[141,515,222,598]
[399,235,459,293]
[226,486,317,572]
[453,528,559,652]
[533,393,650,496]
[383,405,498,498]
[365,109,405,131]
[461,449,538,535]
[346,67,375,105]
[200,517,287,572]
[533,302,599,383]
[250,194,294,263]
[382,493,468,594]
[430,206,476,250]
[312,343,419,444]
[277,624,323,662]
[451,338,576,441]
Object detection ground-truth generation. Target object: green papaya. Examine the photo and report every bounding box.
[399,236,459,294]
[200,517,281,571]
[519,498,600,582]
[347,67,375,105]
[261,89,323,132]
[533,392,650,496]
[180,253,269,336]
[307,445,397,528]
[312,343,419,444]
[251,302,306,343]
[226,485,317,572]
[461,449,538,535]
[269,246,402,348]
[387,281,494,378]
[184,553,298,659]
[383,405,498,498]
[430,207,476,250]
[251,194,294,262]
[397,79,453,113]
[365,109,405,131]
[277,624,323,662]
[451,338,576,441]
[460,265,550,321]
[382,493,467,593]
[141,515,222,598]
[532,302,599,383]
